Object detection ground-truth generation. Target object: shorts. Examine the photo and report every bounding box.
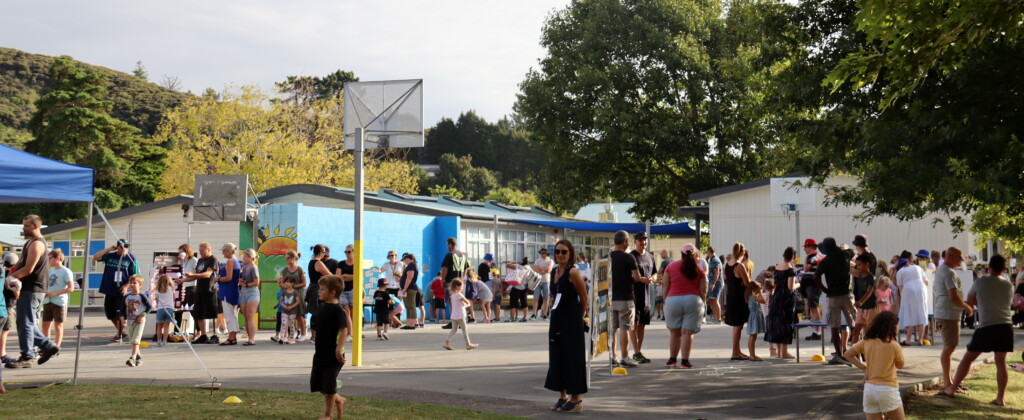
[611,300,636,331]
[192,292,219,320]
[509,288,528,309]
[415,290,424,307]
[800,274,821,308]
[104,294,123,320]
[707,278,724,300]
[665,294,704,331]
[297,287,309,314]
[432,298,446,310]
[239,287,261,305]
[862,383,902,414]
[126,318,146,345]
[826,295,855,328]
[534,281,550,302]
[42,303,67,323]
[966,324,1014,353]
[184,286,196,307]
[635,302,652,326]
[156,307,175,323]
[310,361,343,394]
[855,306,879,326]
[0,316,9,331]
[374,310,389,326]
[935,318,960,347]
[340,290,354,307]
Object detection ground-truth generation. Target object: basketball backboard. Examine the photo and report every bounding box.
[769,177,816,212]
[343,79,424,149]
[193,174,248,222]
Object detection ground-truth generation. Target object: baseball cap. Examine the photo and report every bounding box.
[634,231,648,240]
[116,239,130,248]
[2,252,18,266]
[539,248,549,255]
[803,238,817,248]
[484,253,494,261]
[681,243,697,254]
[377,279,387,287]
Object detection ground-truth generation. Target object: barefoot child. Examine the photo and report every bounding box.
[279,277,301,344]
[443,278,479,350]
[311,275,348,419]
[746,281,766,361]
[153,274,175,346]
[122,275,151,366]
[843,311,905,419]
[372,279,391,340]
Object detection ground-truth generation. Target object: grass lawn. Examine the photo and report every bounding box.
[907,363,1024,419]
[0,383,523,419]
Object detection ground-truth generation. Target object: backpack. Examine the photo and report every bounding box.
[451,252,470,277]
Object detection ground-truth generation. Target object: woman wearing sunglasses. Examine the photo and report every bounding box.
[544,239,589,413]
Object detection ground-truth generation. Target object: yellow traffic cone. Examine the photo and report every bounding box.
[223,396,243,404]
[612,367,628,375]
[139,342,149,348]
[810,354,825,362]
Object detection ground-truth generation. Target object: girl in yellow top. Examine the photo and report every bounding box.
[844,311,905,419]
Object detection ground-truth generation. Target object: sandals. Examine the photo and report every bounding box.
[551,398,567,411]
[558,400,583,413]
[219,339,238,346]
[242,341,256,346]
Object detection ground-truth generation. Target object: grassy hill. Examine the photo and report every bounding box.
[0,46,191,148]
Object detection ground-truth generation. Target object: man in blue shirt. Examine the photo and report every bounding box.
[92,239,139,342]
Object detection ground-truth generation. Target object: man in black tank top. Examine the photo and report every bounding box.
[5,215,60,368]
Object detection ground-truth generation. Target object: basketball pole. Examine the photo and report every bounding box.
[353,126,365,366]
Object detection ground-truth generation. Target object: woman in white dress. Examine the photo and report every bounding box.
[896,258,929,345]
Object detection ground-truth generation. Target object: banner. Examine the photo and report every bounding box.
[591,258,610,358]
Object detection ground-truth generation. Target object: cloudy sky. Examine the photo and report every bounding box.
[2,0,569,125]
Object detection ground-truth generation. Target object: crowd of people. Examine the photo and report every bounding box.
[2,212,1022,417]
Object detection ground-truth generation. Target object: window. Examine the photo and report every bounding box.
[71,241,85,257]
[496,228,548,263]
[465,227,493,263]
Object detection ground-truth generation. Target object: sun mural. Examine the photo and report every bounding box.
[257,224,297,281]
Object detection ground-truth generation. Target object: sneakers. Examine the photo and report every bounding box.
[678,359,693,369]
[382,332,389,340]
[192,335,209,344]
[632,352,651,364]
[665,358,678,368]
[466,343,479,350]
[5,356,33,369]
[286,339,296,344]
[296,335,307,342]
[442,323,453,329]
[828,356,853,366]
[126,357,136,367]
[0,355,16,364]
[417,323,425,328]
[619,358,639,367]
[377,335,384,341]
[519,318,527,323]
[531,314,537,320]
[134,355,143,366]
[400,326,416,330]
[442,343,454,350]
[806,332,821,341]
[37,346,60,365]
[503,318,513,323]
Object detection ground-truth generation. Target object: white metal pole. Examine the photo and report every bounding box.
[795,209,801,264]
[352,127,365,366]
[72,202,94,385]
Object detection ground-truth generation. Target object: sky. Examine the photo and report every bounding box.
[1,0,569,125]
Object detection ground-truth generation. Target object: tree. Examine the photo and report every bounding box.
[426,153,498,201]
[157,85,419,198]
[160,74,182,91]
[132,60,148,80]
[428,185,463,199]
[275,69,359,105]
[423,111,545,185]
[21,56,164,219]
[794,0,1024,248]
[516,0,794,220]
[485,187,539,207]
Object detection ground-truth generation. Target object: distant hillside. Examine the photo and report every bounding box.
[0,46,191,148]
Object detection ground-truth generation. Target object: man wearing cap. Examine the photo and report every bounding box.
[630,231,656,363]
[609,230,649,367]
[478,253,500,322]
[93,237,140,343]
[5,215,61,368]
[533,248,553,320]
[814,237,855,365]
[800,239,824,340]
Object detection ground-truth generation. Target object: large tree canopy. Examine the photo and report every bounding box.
[516,0,794,221]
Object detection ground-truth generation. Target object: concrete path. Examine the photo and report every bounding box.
[5,311,1023,419]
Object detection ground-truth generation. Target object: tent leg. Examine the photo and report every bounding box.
[72,202,94,386]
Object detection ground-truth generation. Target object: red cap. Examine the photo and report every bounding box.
[803,238,818,248]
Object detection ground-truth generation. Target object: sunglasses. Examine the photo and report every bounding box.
[345,250,353,254]
[388,254,396,257]
[554,249,570,255]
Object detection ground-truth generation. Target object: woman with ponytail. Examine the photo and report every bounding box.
[661,243,706,368]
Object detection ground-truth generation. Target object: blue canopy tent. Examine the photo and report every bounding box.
[0,143,95,384]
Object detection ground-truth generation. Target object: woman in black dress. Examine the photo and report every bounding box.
[724,242,752,360]
[765,247,797,359]
[544,239,589,413]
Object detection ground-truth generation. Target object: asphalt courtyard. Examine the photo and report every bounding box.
[4,311,1023,419]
